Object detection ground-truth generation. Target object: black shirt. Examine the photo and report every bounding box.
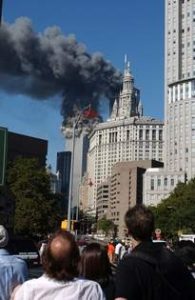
[101,276,115,300]
[115,241,195,300]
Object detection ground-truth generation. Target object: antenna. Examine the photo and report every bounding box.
[127,61,130,73]
[124,54,127,65]
[124,54,128,74]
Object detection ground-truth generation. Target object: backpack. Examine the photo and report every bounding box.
[131,251,182,300]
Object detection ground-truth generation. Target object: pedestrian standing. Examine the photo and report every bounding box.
[174,240,195,279]
[13,230,105,300]
[118,241,126,261]
[114,241,122,264]
[115,205,195,300]
[79,243,115,300]
[107,240,115,263]
[0,225,28,300]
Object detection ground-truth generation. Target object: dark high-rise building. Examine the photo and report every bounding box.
[0,128,48,229]
[8,131,48,167]
[56,151,71,215]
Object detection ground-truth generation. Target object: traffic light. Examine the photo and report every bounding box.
[61,220,80,231]
[61,219,68,230]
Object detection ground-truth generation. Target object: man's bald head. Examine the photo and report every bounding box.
[50,236,71,260]
[42,230,80,281]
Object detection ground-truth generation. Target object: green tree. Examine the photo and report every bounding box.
[7,157,62,237]
[97,217,115,236]
[151,179,195,238]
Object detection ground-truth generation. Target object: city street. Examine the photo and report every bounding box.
[29,266,43,279]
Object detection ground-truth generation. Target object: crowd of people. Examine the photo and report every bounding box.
[0,204,195,300]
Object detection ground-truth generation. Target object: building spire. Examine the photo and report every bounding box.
[116,55,140,119]
[110,98,118,120]
[124,54,127,65]
[138,100,143,117]
[124,54,133,78]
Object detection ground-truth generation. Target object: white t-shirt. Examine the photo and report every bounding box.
[115,243,122,255]
[119,245,126,259]
[13,274,105,300]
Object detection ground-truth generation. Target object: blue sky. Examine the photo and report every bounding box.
[0,0,164,170]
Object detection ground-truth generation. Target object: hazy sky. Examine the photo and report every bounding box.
[0,0,164,170]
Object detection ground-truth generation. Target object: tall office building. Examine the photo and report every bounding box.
[0,127,48,228]
[56,151,71,214]
[61,127,90,212]
[96,180,110,220]
[108,160,163,237]
[143,0,195,206]
[165,0,195,178]
[86,59,164,211]
[8,131,48,167]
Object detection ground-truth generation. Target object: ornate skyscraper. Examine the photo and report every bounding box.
[86,58,164,212]
[110,56,142,120]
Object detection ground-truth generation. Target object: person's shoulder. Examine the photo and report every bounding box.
[23,275,43,285]
[77,278,103,290]
[10,255,28,268]
[12,256,26,263]
[75,279,105,299]
[118,252,154,274]
[0,253,26,266]
[13,277,41,299]
[76,279,105,296]
[121,253,145,264]
[117,254,139,271]
[76,278,101,288]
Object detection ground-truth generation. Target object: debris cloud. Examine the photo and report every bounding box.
[0,18,122,120]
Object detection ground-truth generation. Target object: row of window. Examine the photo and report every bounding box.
[150,177,175,190]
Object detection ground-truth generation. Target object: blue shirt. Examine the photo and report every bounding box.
[0,248,28,300]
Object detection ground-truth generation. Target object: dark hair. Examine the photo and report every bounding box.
[174,240,195,270]
[175,240,195,249]
[42,229,80,281]
[125,205,154,241]
[79,243,111,287]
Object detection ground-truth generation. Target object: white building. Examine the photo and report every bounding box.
[86,59,164,211]
[143,168,185,206]
[143,0,195,205]
[165,0,195,178]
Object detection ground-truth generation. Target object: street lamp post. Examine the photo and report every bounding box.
[67,115,79,231]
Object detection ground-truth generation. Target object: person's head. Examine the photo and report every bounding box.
[125,205,154,242]
[174,240,195,270]
[176,240,195,249]
[79,242,111,285]
[0,225,9,248]
[42,229,80,281]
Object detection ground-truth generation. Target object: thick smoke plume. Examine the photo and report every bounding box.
[0,17,122,121]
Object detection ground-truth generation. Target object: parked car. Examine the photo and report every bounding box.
[7,237,40,267]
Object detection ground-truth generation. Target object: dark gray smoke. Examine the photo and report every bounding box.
[0,17,122,120]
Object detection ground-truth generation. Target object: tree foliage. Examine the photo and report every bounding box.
[97,217,115,235]
[151,179,195,238]
[7,158,62,237]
